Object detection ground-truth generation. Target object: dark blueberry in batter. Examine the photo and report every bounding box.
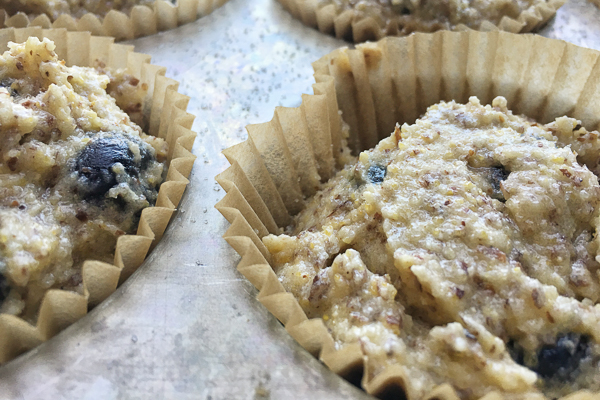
[138,145,152,170]
[488,165,510,202]
[506,339,525,366]
[534,333,590,381]
[75,137,136,198]
[74,134,161,209]
[368,165,387,184]
[0,273,9,304]
[0,79,18,97]
[508,333,591,382]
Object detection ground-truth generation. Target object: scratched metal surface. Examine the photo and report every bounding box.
[0,0,599,398]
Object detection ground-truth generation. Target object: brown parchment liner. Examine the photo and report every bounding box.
[0,27,196,364]
[275,0,565,42]
[216,30,600,400]
[0,0,229,41]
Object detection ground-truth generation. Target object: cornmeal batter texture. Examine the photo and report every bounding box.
[0,38,167,322]
[325,0,550,33]
[275,0,565,41]
[263,97,600,399]
[0,0,230,41]
[0,0,156,20]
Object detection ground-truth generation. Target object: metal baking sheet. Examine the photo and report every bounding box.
[1,0,600,398]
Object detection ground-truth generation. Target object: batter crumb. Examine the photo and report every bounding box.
[264,96,600,399]
[0,0,160,21]
[0,37,167,322]
[320,0,555,34]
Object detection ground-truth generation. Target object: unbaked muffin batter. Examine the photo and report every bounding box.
[0,38,167,322]
[264,97,600,399]
[321,0,551,34]
[0,0,158,20]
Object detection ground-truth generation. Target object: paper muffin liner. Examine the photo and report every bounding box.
[0,27,196,363]
[0,0,229,41]
[216,30,600,399]
[275,0,565,42]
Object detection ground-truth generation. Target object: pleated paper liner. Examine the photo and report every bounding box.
[216,30,600,399]
[0,0,229,42]
[0,27,196,364]
[275,0,565,43]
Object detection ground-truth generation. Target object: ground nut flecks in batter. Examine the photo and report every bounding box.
[263,97,600,399]
[0,38,167,322]
[0,0,158,21]
[321,0,553,35]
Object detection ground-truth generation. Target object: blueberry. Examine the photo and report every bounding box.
[506,339,525,366]
[488,165,510,202]
[0,274,9,304]
[535,333,590,381]
[367,165,386,184]
[138,145,152,170]
[73,134,161,210]
[508,333,591,382]
[0,79,18,97]
[75,137,136,198]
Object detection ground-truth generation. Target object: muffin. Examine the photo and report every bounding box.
[275,0,565,42]
[264,96,600,399]
[0,0,230,41]
[216,31,600,400]
[0,27,196,363]
[1,0,159,21]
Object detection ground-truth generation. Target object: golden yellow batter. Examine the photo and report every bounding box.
[264,97,600,399]
[321,0,554,34]
[0,38,167,322]
[0,0,157,20]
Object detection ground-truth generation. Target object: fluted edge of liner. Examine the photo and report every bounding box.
[275,0,565,43]
[216,30,600,399]
[0,0,230,41]
[0,27,196,363]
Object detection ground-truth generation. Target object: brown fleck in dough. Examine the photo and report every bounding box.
[0,38,167,322]
[319,0,556,35]
[264,97,600,399]
[0,0,159,21]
